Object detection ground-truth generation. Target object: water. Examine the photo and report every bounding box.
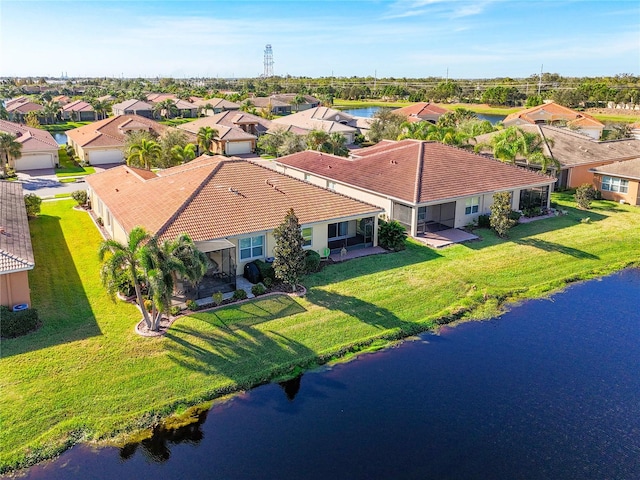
[12,269,640,479]
[52,132,67,145]
[341,107,505,124]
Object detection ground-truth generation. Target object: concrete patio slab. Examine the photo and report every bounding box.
[414,228,479,248]
[329,246,387,262]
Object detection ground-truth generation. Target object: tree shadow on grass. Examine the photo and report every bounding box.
[1,214,101,358]
[513,238,599,259]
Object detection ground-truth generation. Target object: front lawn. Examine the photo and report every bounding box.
[1,195,640,472]
[55,147,95,177]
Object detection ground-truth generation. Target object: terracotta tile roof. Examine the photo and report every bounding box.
[393,102,448,118]
[86,156,381,242]
[178,113,265,138]
[190,98,240,110]
[474,124,640,167]
[111,99,153,112]
[6,99,43,114]
[590,158,640,180]
[146,93,178,103]
[503,102,604,128]
[174,99,198,110]
[277,139,555,204]
[0,120,58,152]
[62,100,95,113]
[250,97,290,108]
[66,114,181,149]
[0,182,35,273]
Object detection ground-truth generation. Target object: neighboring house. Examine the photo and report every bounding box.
[0,119,59,170]
[66,114,191,165]
[503,102,604,140]
[178,117,257,155]
[270,94,322,112]
[97,94,116,103]
[146,93,178,103]
[191,98,241,116]
[5,97,44,123]
[474,124,640,189]
[249,97,291,115]
[61,100,97,121]
[0,181,35,309]
[270,107,359,143]
[393,102,448,124]
[86,156,382,297]
[52,95,71,106]
[276,139,556,237]
[173,99,199,118]
[111,99,154,118]
[202,110,273,136]
[590,158,640,205]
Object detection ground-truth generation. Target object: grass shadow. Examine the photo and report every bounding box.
[514,238,599,259]
[1,214,101,358]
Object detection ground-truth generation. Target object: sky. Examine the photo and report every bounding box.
[1,0,639,79]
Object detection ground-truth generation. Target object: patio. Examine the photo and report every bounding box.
[414,228,479,248]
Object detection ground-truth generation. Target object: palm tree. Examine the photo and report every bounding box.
[306,130,330,151]
[290,93,306,112]
[141,234,208,331]
[0,103,8,120]
[323,132,349,157]
[170,143,197,164]
[197,126,218,155]
[153,99,178,120]
[98,227,153,330]
[90,99,111,121]
[0,132,22,176]
[126,138,162,170]
[42,100,60,125]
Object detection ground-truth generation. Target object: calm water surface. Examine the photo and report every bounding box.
[12,269,640,479]
[341,107,505,125]
[52,132,67,145]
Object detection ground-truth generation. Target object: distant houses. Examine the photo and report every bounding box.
[111,99,155,118]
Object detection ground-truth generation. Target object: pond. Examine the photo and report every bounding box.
[52,132,67,145]
[341,107,505,124]
[11,269,640,479]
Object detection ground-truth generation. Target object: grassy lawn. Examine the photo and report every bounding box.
[40,121,92,132]
[1,195,640,472]
[55,147,95,177]
[159,117,199,127]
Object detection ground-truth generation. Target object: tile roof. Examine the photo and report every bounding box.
[590,158,640,180]
[250,97,291,108]
[146,93,178,103]
[66,114,184,149]
[6,99,43,114]
[86,156,381,242]
[112,99,154,112]
[474,124,640,167]
[393,102,448,118]
[270,93,321,105]
[0,119,58,152]
[277,139,556,204]
[0,182,35,273]
[62,100,95,113]
[503,102,604,128]
[271,107,358,135]
[178,113,267,138]
[190,98,241,110]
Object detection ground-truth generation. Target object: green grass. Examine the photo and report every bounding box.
[53,193,72,198]
[40,121,92,132]
[159,117,199,126]
[1,195,640,472]
[55,147,95,177]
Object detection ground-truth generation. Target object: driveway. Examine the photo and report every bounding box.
[16,170,87,197]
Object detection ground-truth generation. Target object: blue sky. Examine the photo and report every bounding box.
[1,0,638,79]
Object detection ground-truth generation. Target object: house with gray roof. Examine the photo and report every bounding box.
[111,99,154,119]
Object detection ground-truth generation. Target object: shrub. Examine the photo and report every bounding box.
[170,305,181,316]
[24,194,42,217]
[211,291,224,306]
[575,184,597,209]
[477,214,491,228]
[251,283,266,296]
[254,259,275,281]
[490,191,517,238]
[115,269,135,297]
[232,289,248,301]
[71,190,87,206]
[0,306,40,338]
[263,277,273,288]
[186,299,198,311]
[143,299,153,312]
[378,219,407,251]
[509,210,524,221]
[304,250,321,274]
[96,217,103,226]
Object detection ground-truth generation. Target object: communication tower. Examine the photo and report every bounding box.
[264,44,274,77]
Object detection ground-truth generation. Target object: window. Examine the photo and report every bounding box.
[327,180,336,190]
[601,176,628,193]
[239,235,264,260]
[302,227,313,247]
[328,221,349,240]
[465,197,480,215]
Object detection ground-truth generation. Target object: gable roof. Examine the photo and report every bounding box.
[270,93,321,105]
[277,139,555,204]
[474,124,640,167]
[62,100,95,113]
[0,119,58,152]
[179,112,271,136]
[191,98,241,110]
[6,98,43,114]
[111,99,154,112]
[66,114,183,148]
[271,107,358,135]
[86,156,381,242]
[503,102,604,129]
[590,158,640,181]
[393,102,448,119]
[0,182,35,274]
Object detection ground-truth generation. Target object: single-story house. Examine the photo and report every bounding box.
[66,114,192,165]
[173,99,199,118]
[85,155,382,297]
[474,124,640,189]
[0,120,59,171]
[0,181,35,309]
[503,102,604,140]
[276,139,557,237]
[178,117,257,155]
[52,95,71,106]
[6,97,44,123]
[248,97,292,115]
[590,158,640,205]
[146,93,178,103]
[201,110,273,136]
[61,100,97,121]
[270,94,322,112]
[191,98,241,116]
[270,107,359,143]
[393,102,448,124]
[111,99,154,118]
